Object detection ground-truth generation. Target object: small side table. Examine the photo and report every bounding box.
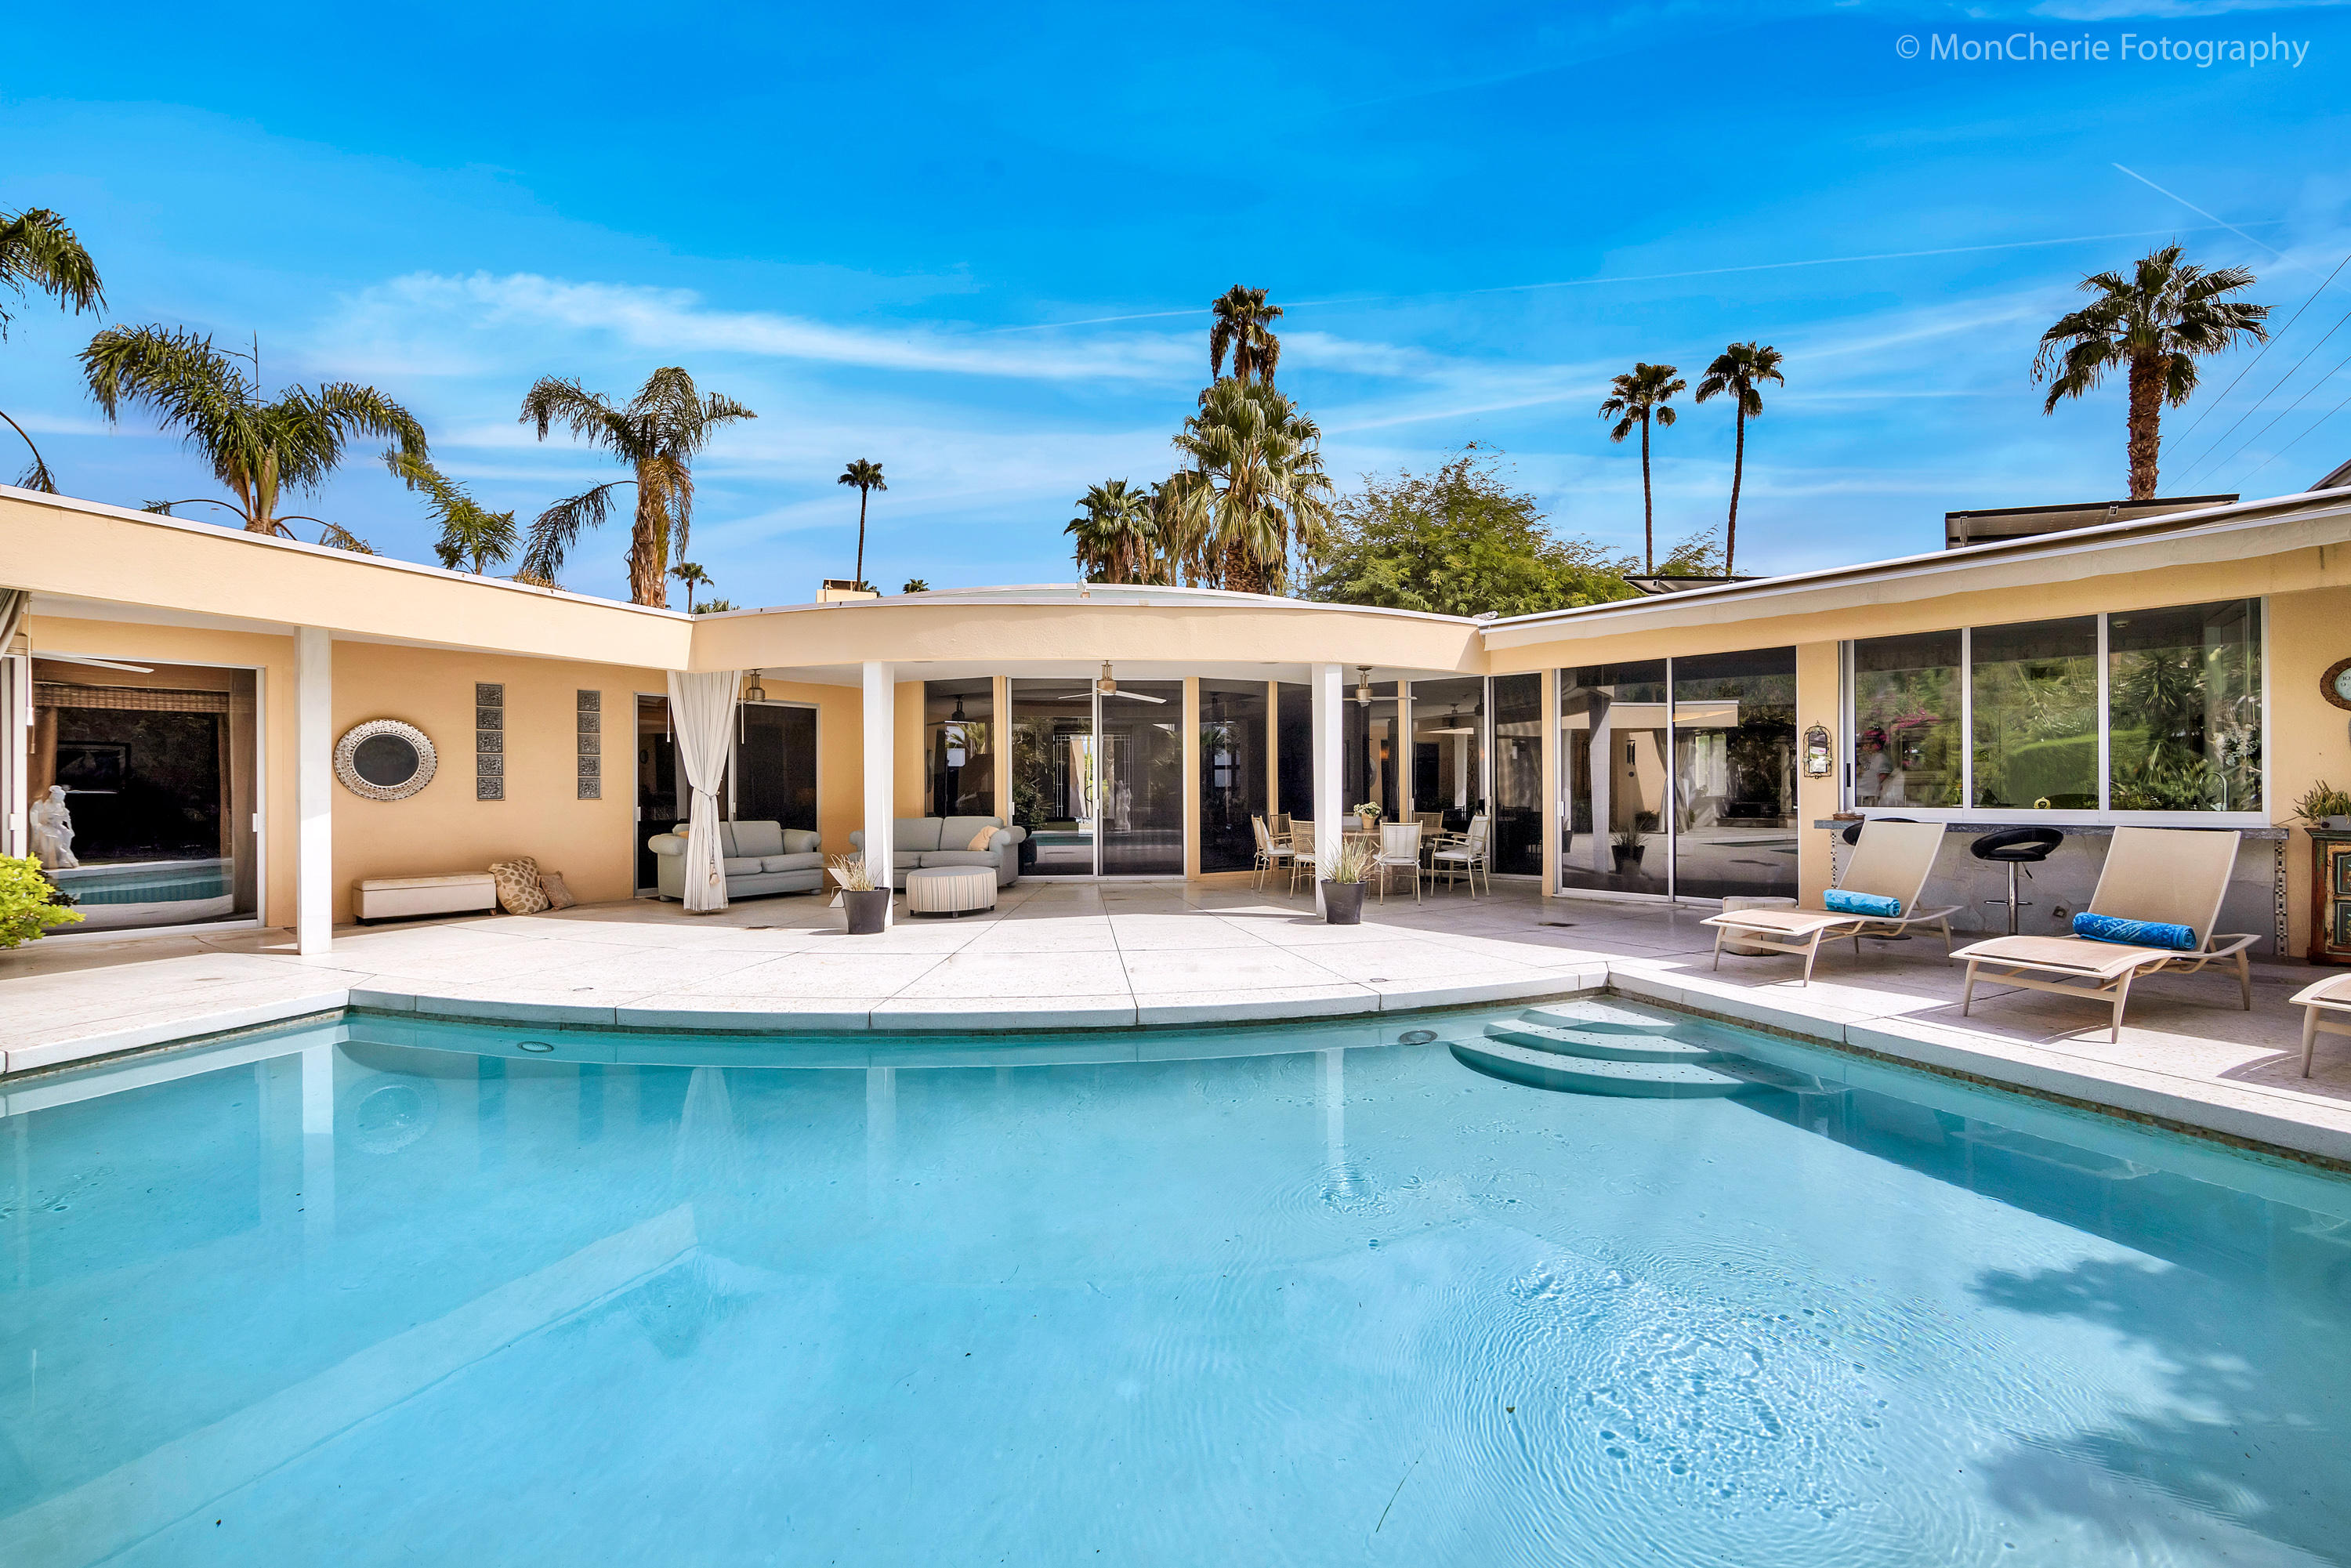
[2307,830,2351,965]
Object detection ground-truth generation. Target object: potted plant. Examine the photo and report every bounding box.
[2295,782,2351,831]
[1320,837,1380,925]
[829,854,891,935]
[1611,827,1646,871]
[1352,801,1382,835]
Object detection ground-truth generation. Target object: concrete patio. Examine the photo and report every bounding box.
[5,878,2351,1164]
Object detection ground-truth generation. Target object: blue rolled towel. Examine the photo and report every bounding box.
[1824,889,1901,918]
[2073,911,2197,951]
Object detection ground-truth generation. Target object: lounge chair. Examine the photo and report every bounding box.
[1701,819,1958,985]
[1952,826,2256,1043]
[2289,972,2351,1077]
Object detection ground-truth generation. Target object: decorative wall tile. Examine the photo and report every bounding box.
[475,683,505,803]
[576,689,603,800]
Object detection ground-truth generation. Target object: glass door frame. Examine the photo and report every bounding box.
[1092,680,1184,879]
[727,696,821,822]
[24,649,270,939]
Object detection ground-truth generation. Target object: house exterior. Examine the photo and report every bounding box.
[5,480,2348,958]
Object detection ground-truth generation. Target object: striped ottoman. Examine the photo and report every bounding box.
[906,866,997,917]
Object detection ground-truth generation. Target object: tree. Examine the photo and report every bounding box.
[519,368,755,607]
[1597,363,1686,574]
[386,449,516,574]
[837,458,886,591]
[671,560,714,599]
[1209,286,1283,385]
[1306,448,1639,617]
[1694,342,1784,578]
[2,206,103,492]
[1166,377,1333,594]
[83,325,420,552]
[901,578,929,594]
[1066,478,1158,583]
[2034,244,2267,501]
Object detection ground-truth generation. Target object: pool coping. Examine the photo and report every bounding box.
[9,961,2351,1172]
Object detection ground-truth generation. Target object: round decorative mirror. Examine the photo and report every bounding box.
[335,719,438,801]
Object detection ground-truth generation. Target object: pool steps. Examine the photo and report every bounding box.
[1449,1001,1825,1099]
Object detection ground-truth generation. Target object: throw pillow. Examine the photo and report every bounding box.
[966,825,997,851]
[2074,911,2197,951]
[488,857,549,915]
[538,871,578,911]
[1824,889,1901,918]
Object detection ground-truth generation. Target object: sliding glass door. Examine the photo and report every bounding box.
[1011,679,1096,875]
[1008,676,1182,876]
[1099,681,1183,875]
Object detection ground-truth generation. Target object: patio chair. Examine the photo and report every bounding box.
[1952,826,2257,1044]
[1430,815,1490,898]
[1700,819,1958,986]
[1376,822,1423,903]
[2289,972,2351,1077]
[1250,815,1295,893]
[1287,821,1317,896]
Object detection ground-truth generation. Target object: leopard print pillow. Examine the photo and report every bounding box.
[488,857,549,914]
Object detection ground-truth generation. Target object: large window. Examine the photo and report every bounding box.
[922,679,994,818]
[1972,617,2098,809]
[1011,679,1095,875]
[1848,599,2263,817]
[1672,648,1797,900]
[734,703,817,829]
[2108,600,2262,813]
[1491,673,1543,877]
[1342,679,1401,825]
[1199,681,1268,873]
[29,658,259,929]
[1559,661,1669,896]
[1276,681,1313,825]
[1852,631,1961,808]
[1410,676,1483,834]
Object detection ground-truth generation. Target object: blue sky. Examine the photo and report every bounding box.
[4,0,2349,603]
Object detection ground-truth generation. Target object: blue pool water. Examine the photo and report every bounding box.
[4,1002,2350,1566]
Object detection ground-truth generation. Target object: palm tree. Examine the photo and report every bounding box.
[1209,286,1283,385]
[1067,479,1157,583]
[672,560,715,603]
[81,326,420,551]
[837,459,886,591]
[1598,363,1686,574]
[901,578,929,594]
[386,449,516,574]
[519,368,755,607]
[1166,378,1333,595]
[1694,342,1784,578]
[2034,244,2267,500]
[2,207,104,492]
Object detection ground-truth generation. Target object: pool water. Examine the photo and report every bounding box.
[4,1001,2350,1566]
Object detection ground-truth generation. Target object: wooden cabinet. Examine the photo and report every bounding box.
[2309,831,2351,965]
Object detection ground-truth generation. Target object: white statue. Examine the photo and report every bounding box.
[29,784,77,870]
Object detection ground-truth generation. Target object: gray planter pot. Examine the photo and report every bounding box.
[842,888,891,936]
[1322,881,1366,925]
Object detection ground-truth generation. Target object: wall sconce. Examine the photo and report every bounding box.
[744,668,768,704]
[1803,722,1833,778]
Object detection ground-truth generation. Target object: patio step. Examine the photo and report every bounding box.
[1482,1019,1733,1065]
[1450,1037,1752,1099]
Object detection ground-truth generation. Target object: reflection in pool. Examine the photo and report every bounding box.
[3,1005,2349,1566]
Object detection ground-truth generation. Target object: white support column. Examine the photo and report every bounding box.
[1311,662,1344,910]
[861,660,896,929]
[296,627,333,955]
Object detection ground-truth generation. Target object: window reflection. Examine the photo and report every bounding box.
[1559,662,1669,896]
[1672,648,1797,900]
[1971,617,2098,809]
[2107,599,2262,813]
[1852,632,1962,808]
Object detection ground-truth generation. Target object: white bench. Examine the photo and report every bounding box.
[356,873,498,923]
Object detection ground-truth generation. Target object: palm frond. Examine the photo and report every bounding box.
[0,407,56,492]
[520,376,632,454]
[522,481,625,581]
[313,521,376,554]
[0,208,105,334]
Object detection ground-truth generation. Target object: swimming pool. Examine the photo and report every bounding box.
[4,998,2349,1565]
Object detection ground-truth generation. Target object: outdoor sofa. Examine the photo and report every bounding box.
[646,819,825,901]
[849,816,1028,890]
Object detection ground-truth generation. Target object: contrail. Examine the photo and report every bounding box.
[2111,164,2303,268]
[986,223,2276,333]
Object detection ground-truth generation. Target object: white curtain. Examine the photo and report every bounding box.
[0,588,24,653]
[667,669,741,914]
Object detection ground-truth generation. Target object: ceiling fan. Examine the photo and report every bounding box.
[1035,662,1168,704]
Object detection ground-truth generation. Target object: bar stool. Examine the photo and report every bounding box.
[1969,826,2063,935]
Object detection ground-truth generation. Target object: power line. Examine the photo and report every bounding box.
[2199,340,2351,480]
[2178,302,2351,479]
[2164,251,2351,454]
[2237,378,2351,487]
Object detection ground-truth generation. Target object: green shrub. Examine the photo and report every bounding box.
[0,855,82,948]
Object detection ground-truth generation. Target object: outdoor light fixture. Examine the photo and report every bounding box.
[1096,661,1119,697]
[1803,723,1834,778]
[1354,666,1374,707]
[744,668,767,704]
[950,694,966,723]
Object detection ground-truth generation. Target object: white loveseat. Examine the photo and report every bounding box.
[847,816,1027,889]
[646,820,825,901]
